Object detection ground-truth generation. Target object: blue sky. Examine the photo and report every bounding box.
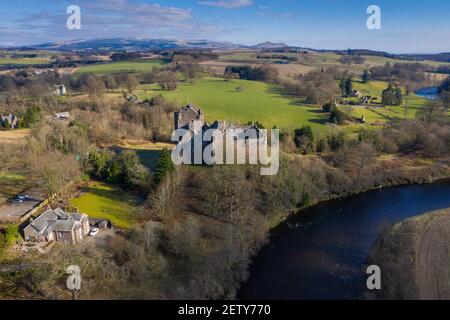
[1,0,449,53]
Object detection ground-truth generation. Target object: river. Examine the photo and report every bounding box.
[238,180,450,300]
[415,87,439,100]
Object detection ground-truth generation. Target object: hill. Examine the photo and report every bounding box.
[17,38,247,52]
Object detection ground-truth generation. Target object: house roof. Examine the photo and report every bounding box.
[55,112,70,118]
[52,219,77,232]
[29,209,58,232]
[26,208,87,235]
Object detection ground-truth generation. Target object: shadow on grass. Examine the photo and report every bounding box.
[307,108,327,114]
[265,85,295,98]
[308,118,329,125]
[264,85,318,110]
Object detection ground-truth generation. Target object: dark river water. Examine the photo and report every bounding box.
[238,180,450,300]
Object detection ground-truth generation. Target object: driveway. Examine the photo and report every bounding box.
[0,188,46,222]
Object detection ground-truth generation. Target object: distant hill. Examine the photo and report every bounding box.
[6,38,450,63]
[251,42,289,49]
[14,38,247,52]
[9,38,301,52]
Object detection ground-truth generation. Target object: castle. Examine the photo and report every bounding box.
[173,104,266,165]
[174,104,265,141]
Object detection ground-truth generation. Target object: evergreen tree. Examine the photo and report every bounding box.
[22,106,42,128]
[339,79,346,97]
[345,77,353,96]
[154,149,176,185]
[340,77,353,97]
[362,70,371,83]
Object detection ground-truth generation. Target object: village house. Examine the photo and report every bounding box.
[54,84,67,96]
[54,112,71,121]
[1,114,19,129]
[124,93,143,104]
[23,208,90,244]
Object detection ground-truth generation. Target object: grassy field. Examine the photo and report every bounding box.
[69,182,142,229]
[135,77,436,133]
[213,51,450,77]
[353,80,388,97]
[0,171,28,206]
[0,129,30,145]
[0,57,50,65]
[75,59,164,75]
[350,80,444,121]
[137,78,331,132]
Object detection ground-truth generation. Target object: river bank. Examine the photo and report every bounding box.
[369,208,450,300]
[237,156,450,299]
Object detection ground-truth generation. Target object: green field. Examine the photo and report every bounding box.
[217,51,450,77]
[137,78,330,131]
[349,81,443,123]
[135,76,437,134]
[75,59,164,75]
[353,80,388,97]
[69,182,142,229]
[0,57,50,65]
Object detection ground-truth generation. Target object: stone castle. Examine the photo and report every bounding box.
[174,104,265,141]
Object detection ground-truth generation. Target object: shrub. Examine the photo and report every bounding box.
[329,108,347,125]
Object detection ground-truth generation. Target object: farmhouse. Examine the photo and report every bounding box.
[54,84,67,96]
[1,114,19,129]
[54,112,71,120]
[23,208,90,244]
[124,93,143,104]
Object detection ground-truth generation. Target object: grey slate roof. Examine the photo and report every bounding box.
[26,208,86,235]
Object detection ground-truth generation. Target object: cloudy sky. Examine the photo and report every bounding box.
[1,0,450,53]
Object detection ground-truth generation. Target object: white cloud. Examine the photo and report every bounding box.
[1,0,227,45]
[198,0,253,9]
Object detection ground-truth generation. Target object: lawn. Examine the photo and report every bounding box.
[69,182,142,229]
[75,59,164,75]
[137,78,330,132]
